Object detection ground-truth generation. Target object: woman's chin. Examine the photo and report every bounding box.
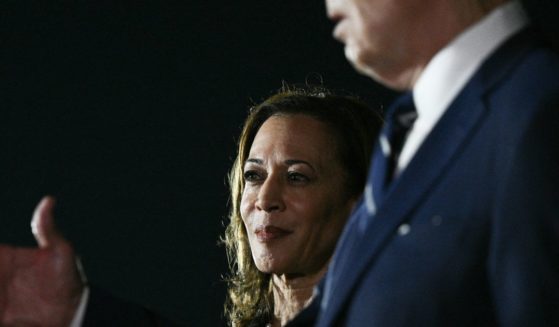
[255,261,292,275]
[255,256,283,274]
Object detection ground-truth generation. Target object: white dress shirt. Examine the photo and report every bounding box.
[69,287,90,327]
[396,0,528,175]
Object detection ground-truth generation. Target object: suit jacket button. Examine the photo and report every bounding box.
[397,223,411,236]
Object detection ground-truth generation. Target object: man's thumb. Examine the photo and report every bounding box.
[31,196,62,248]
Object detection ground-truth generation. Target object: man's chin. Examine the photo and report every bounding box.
[345,47,381,80]
[345,46,408,90]
[345,46,373,74]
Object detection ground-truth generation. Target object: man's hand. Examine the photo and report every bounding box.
[0,196,85,327]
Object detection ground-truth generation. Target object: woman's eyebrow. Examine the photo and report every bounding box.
[285,159,310,166]
[285,160,315,171]
[244,159,315,170]
[245,158,263,165]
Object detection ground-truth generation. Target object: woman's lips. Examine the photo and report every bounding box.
[254,225,292,242]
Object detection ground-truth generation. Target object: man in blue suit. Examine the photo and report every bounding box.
[292,0,559,326]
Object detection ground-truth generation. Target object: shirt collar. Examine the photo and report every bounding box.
[413,1,529,123]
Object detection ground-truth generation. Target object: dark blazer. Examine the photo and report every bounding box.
[83,287,181,327]
[292,28,559,327]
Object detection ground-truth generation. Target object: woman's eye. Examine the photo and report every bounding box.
[287,172,309,183]
[243,170,261,182]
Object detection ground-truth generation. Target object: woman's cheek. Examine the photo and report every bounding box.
[240,187,255,222]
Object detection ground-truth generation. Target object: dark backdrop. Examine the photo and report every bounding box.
[1,1,556,325]
[0,1,395,325]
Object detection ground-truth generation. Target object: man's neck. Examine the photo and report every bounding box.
[383,0,512,90]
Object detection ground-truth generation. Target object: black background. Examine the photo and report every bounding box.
[0,1,556,325]
[0,1,395,325]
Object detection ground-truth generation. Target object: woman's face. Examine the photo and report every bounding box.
[240,114,355,277]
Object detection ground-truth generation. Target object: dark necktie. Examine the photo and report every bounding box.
[320,94,418,309]
[369,92,417,212]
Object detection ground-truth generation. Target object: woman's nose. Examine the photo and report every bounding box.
[255,176,286,213]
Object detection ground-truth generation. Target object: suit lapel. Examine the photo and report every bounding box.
[318,28,538,326]
[318,84,487,326]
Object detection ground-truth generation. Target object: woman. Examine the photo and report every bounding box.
[224,85,382,327]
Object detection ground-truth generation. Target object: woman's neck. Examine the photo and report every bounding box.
[269,264,328,327]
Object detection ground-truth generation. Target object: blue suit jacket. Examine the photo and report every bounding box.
[291,28,559,327]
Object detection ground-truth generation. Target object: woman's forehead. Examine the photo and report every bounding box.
[246,115,340,169]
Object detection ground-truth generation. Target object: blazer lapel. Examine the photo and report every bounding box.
[317,84,487,326]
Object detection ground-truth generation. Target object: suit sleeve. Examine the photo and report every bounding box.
[489,99,559,326]
[83,286,182,327]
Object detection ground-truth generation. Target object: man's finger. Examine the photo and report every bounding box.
[31,196,62,248]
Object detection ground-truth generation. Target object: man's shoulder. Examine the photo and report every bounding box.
[481,27,559,87]
[477,28,559,120]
